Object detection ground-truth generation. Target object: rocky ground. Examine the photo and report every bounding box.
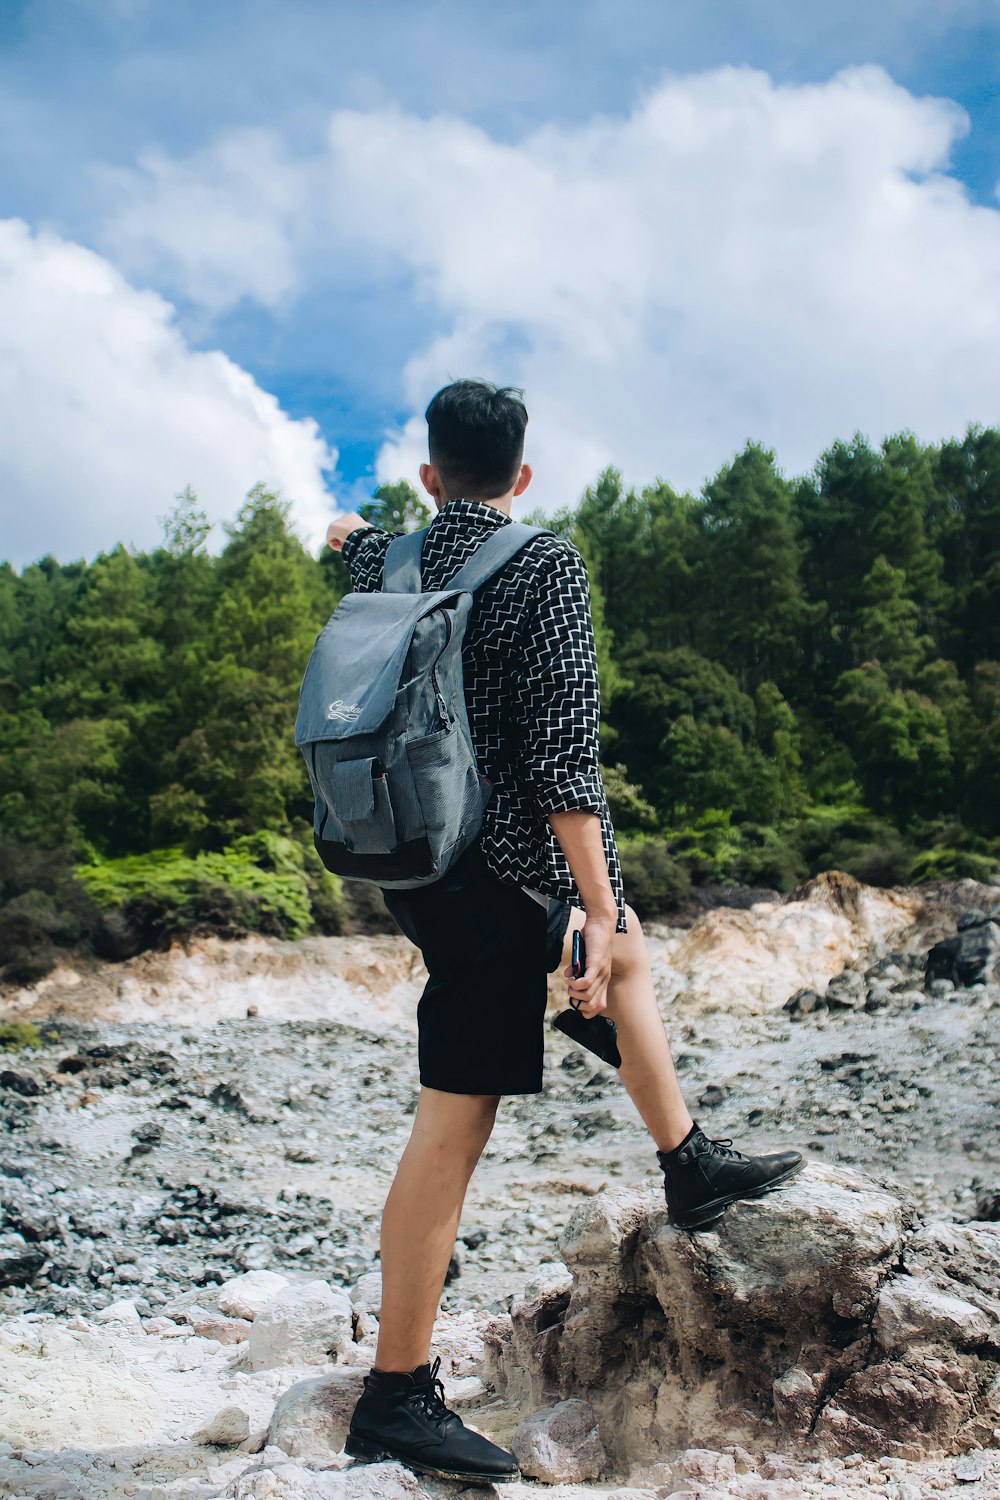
[0,873,998,1498]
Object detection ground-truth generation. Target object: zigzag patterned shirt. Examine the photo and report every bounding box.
[341,496,628,934]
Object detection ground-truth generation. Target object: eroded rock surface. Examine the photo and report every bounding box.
[485,1163,1000,1467]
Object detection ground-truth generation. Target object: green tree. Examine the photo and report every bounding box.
[698,444,821,690]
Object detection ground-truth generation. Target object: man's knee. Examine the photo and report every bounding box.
[416,1087,500,1149]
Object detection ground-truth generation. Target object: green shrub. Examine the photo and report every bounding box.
[794,803,917,885]
[665,809,744,884]
[824,833,917,887]
[909,848,1000,883]
[619,837,692,918]
[77,834,318,943]
[728,823,808,890]
[0,1020,45,1051]
[601,763,659,833]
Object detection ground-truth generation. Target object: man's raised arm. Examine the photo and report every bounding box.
[327,513,374,552]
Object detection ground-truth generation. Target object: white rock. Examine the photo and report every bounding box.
[94,1299,142,1324]
[231,1457,429,1499]
[350,1271,383,1316]
[510,1398,606,1483]
[266,1368,365,1457]
[218,1270,291,1321]
[194,1405,251,1446]
[681,1448,738,1485]
[248,1281,354,1372]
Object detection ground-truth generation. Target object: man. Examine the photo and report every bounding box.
[327,380,803,1483]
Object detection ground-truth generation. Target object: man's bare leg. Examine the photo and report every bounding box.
[374,1085,500,1372]
[558,904,694,1153]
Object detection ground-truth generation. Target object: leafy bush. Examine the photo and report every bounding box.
[824,832,918,887]
[728,822,809,890]
[0,839,104,984]
[76,832,343,945]
[794,803,917,885]
[0,1020,47,1052]
[909,847,1000,884]
[619,837,692,918]
[664,809,745,884]
[600,763,659,833]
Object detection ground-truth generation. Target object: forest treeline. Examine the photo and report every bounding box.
[1,426,999,982]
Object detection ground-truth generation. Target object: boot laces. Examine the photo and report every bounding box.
[411,1355,451,1423]
[704,1135,747,1162]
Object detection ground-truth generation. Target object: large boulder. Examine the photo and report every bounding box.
[247,1280,354,1371]
[483,1163,1000,1468]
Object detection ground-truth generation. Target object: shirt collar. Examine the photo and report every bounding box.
[431,497,512,530]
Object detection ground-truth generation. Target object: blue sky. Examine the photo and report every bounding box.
[1,0,999,565]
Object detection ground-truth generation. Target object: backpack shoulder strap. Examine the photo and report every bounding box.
[382,529,428,593]
[381,522,554,596]
[444,523,554,595]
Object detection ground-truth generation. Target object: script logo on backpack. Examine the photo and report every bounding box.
[326,699,362,723]
[295,520,553,889]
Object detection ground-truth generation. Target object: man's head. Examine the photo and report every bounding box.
[420,379,532,510]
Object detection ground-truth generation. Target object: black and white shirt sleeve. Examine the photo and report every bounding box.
[512,541,606,817]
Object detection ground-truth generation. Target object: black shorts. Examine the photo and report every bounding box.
[380,837,573,1095]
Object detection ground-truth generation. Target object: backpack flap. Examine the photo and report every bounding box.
[295,587,473,746]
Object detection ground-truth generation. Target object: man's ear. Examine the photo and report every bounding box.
[420,463,444,502]
[513,463,533,497]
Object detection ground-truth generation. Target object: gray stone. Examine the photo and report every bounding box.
[783,987,824,1017]
[905,1220,1000,1325]
[876,1277,991,1350]
[825,969,866,1010]
[248,1280,354,1371]
[926,922,1000,988]
[510,1398,606,1482]
[520,1261,572,1303]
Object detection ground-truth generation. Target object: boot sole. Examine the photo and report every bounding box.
[669,1158,805,1230]
[345,1431,521,1484]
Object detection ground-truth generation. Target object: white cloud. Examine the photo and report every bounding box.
[0,219,336,567]
[96,130,313,313]
[95,63,1000,506]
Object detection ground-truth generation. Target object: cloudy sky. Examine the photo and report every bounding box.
[2,0,999,567]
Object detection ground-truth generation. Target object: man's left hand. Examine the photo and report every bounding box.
[327,513,373,551]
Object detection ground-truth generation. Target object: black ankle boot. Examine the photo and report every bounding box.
[657,1121,804,1230]
[345,1354,520,1483]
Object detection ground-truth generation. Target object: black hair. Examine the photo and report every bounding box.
[424,379,528,500]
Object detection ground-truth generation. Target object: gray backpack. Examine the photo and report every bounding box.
[295,521,554,888]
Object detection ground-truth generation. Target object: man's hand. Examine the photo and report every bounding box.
[327,513,373,552]
[564,912,615,1017]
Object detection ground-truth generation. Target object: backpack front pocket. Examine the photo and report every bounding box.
[331,756,398,853]
[406,725,481,839]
